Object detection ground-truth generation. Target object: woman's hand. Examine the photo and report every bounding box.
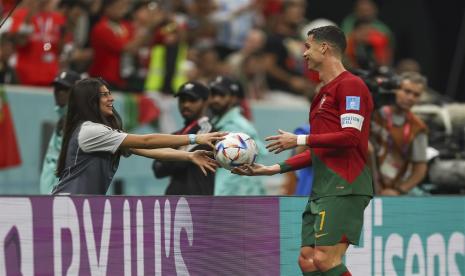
[188,150,218,175]
[196,132,228,148]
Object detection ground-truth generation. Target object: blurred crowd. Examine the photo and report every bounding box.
[3,0,461,196]
[0,0,416,102]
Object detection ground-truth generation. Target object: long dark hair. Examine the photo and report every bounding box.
[56,78,123,177]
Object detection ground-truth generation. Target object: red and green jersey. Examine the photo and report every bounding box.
[281,71,374,199]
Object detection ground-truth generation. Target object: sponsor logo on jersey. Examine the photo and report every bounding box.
[346,96,361,110]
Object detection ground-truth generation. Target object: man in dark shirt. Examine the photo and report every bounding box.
[263,1,312,95]
[152,81,215,195]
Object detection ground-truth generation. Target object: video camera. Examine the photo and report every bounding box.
[349,43,400,108]
[351,65,400,108]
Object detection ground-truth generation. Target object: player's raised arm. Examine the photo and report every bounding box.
[231,163,281,176]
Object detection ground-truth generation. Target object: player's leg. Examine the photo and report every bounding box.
[299,200,321,275]
[313,243,350,275]
[298,246,320,275]
[311,195,371,276]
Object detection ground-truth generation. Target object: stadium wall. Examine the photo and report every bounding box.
[0,196,463,275]
[281,197,465,276]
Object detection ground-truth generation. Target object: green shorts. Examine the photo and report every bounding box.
[301,195,371,246]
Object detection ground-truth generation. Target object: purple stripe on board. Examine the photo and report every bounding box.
[0,196,280,276]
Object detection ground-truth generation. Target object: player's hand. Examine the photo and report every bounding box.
[265,129,297,154]
[188,150,218,175]
[196,132,228,149]
[231,163,280,176]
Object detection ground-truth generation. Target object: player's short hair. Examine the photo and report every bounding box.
[307,25,347,55]
[399,71,428,88]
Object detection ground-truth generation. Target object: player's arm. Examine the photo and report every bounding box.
[304,127,362,148]
[266,79,372,152]
[278,149,312,172]
[232,149,312,176]
[301,78,372,148]
[306,79,373,148]
[131,148,217,175]
[265,127,362,152]
[231,163,281,176]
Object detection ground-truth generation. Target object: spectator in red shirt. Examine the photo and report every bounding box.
[88,0,163,91]
[9,0,65,86]
[346,19,393,69]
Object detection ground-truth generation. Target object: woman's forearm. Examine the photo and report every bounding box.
[122,133,190,149]
[131,148,190,161]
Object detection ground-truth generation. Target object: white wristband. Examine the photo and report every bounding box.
[188,134,197,145]
[296,135,307,146]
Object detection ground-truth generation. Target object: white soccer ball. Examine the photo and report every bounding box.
[214,132,258,170]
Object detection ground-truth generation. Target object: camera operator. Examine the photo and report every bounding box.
[370,72,428,196]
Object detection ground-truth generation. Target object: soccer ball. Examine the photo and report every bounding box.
[214,132,258,170]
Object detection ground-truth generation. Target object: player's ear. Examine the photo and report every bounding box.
[321,42,328,55]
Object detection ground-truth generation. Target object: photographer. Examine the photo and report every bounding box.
[370,72,428,195]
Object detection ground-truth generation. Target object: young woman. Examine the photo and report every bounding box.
[53,78,225,195]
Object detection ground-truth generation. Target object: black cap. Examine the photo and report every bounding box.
[175,81,210,100]
[52,70,82,88]
[209,76,243,97]
[231,79,244,98]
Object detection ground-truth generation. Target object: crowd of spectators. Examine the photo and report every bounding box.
[3,0,456,196]
[0,0,400,101]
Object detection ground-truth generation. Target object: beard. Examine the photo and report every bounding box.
[209,104,229,116]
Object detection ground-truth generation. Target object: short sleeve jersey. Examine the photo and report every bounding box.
[284,71,374,199]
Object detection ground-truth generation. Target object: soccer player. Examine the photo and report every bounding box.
[53,78,225,195]
[233,26,373,276]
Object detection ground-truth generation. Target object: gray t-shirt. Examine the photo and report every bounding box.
[78,121,127,153]
[52,121,127,195]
